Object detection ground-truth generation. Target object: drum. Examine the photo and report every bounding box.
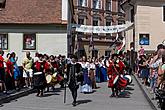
[56,74,64,82]
[52,72,58,78]
[123,75,132,84]
[33,72,46,88]
[46,74,57,84]
[116,76,127,88]
[46,75,52,84]
[113,75,119,85]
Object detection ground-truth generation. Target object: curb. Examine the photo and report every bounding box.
[133,74,159,110]
[0,89,36,104]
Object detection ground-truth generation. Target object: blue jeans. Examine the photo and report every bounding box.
[150,75,157,92]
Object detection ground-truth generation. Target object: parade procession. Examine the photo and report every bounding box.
[0,0,164,110]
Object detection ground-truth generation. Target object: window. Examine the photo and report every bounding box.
[93,19,98,26]
[78,0,87,7]
[118,0,123,12]
[0,34,8,50]
[0,0,6,10]
[118,20,124,25]
[106,0,111,11]
[23,33,36,50]
[163,6,165,21]
[78,18,84,25]
[93,19,99,35]
[78,17,85,35]
[106,21,111,26]
[93,0,102,9]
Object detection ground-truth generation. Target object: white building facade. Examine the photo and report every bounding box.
[0,0,68,65]
[122,0,165,52]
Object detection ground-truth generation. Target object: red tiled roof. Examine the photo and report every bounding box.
[0,0,63,24]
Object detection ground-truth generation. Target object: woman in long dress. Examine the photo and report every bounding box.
[89,59,97,89]
[80,56,92,93]
[95,58,101,83]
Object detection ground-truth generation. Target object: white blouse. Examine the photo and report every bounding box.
[81,62,89,69]
[89,63,96,70]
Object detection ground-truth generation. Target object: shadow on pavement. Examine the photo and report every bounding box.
[118,91,131,98]
[76,99,92,105]
[40,92,60,97]
[0,104,4,107]
[129,84,135,86]
[125,86,134,91]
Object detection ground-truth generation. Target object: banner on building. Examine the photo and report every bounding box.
[73,23,133,34]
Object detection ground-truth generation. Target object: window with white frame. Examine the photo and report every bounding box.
[93,0,102,9]
[163,5,165,22]
[106,0,111,11]
[0,34,8,50]
[78,0,87,7]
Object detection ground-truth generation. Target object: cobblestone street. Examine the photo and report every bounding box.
[0,76,153,110]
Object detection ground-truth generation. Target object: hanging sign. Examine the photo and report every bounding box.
[73,23,133,34]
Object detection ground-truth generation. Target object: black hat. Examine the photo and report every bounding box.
[157,44,165,50]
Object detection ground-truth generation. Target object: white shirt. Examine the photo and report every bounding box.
[89,63,96,70]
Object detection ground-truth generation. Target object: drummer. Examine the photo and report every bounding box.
[43,54,55,92]
[32,54,46,97]
[107,54,119,97]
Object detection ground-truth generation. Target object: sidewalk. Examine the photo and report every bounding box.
[0,88,35,104]
[133,74,160,110]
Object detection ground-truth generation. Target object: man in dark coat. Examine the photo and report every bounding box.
[67,55,83,106]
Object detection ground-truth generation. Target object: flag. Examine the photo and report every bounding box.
[116,38,126,54]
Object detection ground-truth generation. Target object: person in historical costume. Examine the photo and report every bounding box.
[80,56,92,93]
[0,50,7,93]
[108,54,118,97]
[67,55,83,106]
[43,54,54,92]
[89,58,97,89]
[32,54,46,97]
[58,55,66,88]
[5,53,14,90]
[100,56,107,82]
[95,58,101,83]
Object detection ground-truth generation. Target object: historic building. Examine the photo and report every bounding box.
[0,0,68,65]
[122,0,165,52]
[72,0,125,58]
